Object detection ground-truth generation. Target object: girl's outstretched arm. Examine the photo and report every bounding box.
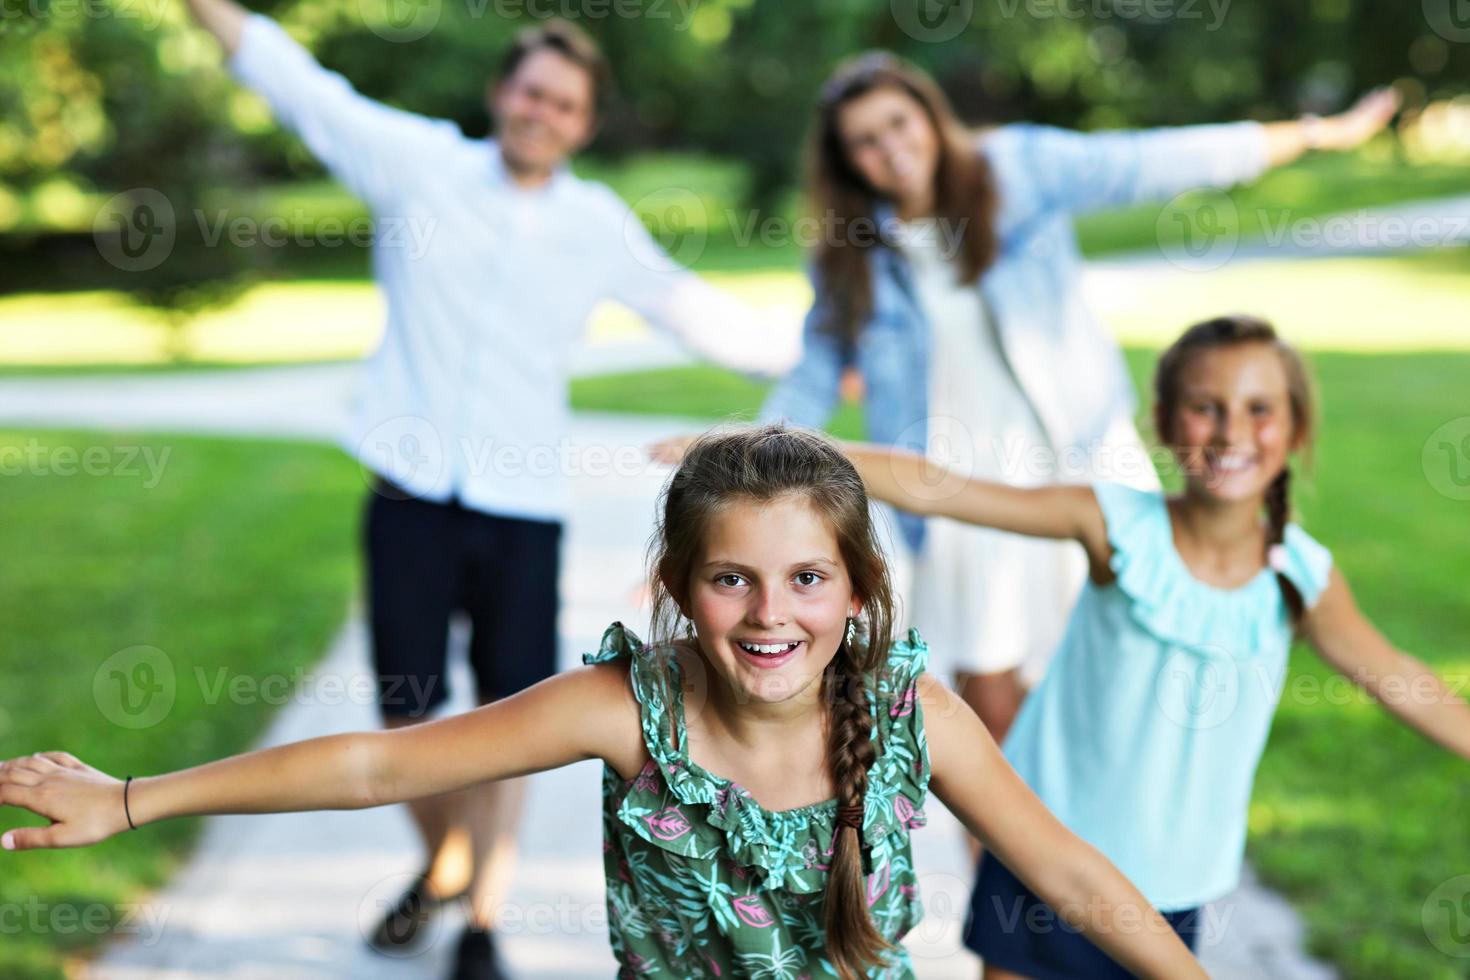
[918,674,1207,980]
[841,443,1112,568]
[0,661,640,852]
[1303,567,1470,760]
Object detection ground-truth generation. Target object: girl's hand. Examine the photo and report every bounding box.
[1317,86,1400,150]
[0,752,130,851]
[646,434,697,466]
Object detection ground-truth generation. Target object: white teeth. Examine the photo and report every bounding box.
[1211,453,1255,473]
[737,641,798,655]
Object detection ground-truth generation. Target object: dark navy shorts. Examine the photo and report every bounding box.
[963,852,1201,979]
[363,480,562,718]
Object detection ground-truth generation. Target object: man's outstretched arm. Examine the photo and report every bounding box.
[182,0,246,56]
[177,0,461,212]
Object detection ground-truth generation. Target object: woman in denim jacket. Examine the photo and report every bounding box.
[759,52,1396,754]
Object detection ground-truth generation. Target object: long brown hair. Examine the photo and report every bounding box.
[808,51,1000,347]
[648,422,900,979]
[1152,315,1317,621]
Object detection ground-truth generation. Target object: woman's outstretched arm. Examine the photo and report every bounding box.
[1303,566,1470,761]
[1260,88,1400,167]
[918,673,1208,980]
[1007,87,1399,217]
[0,661,639,851]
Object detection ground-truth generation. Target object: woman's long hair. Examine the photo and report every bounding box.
[648,422,900,979]
[808,51,1000,347]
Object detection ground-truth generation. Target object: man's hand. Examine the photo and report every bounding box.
[182,0,248,56]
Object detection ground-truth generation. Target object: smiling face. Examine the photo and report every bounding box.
[835,85,941,217]
[682,494,860,708]
[1164,342,1302,502]
[489,48,597,181]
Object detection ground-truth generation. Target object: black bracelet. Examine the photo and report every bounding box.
[124,775,137,831]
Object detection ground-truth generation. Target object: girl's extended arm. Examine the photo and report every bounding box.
[0,662,640,851]
[918,673,1207,980]
[1303,567,1470,760]
[842,442,1112,567]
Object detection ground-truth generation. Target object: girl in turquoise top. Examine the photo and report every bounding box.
[842,315,1470,979]
[0,425,1214,979]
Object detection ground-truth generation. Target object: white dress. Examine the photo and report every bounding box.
[897,219,1092,685]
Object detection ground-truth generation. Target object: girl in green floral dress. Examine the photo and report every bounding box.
[0,424,1206,979]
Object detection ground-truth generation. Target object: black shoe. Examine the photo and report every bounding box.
[368,872,455,953]
[451,925,509,980]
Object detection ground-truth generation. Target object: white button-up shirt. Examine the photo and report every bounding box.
[229,14,787,521]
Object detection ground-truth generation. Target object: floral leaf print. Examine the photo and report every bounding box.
[736,930,809,980]
[621,951,660,978]
[645,806,693,840]
[801,837,833,872]
[892,793,927,831]
[592,624,932,977]
[609,890,656,941]
[866,861,891,907]
[888,683,916,719]
[633,758,663,795]
[732,894,776,928]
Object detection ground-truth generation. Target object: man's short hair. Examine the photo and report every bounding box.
[498,19,610,115]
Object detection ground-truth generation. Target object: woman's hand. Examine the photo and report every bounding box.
[0,752,131,851]
[1315,86,1401,151]
[1265,87,1400,166]
[646,434,698,466]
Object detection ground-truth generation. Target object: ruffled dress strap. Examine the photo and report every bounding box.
[1090,482,1334,656]
[581,619,687,767]
[581,621,933,894]
[1279,522,1334,608]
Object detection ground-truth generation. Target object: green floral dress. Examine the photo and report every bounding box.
[581,621,933,979]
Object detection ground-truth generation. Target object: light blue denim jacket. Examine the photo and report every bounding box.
[758,120,1269,552]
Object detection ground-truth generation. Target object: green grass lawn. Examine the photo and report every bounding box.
[573,350,1470,979]
[0,432,362,980]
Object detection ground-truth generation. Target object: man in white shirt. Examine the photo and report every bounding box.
[177,3,786,976]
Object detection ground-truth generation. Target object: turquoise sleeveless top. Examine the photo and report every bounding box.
[581,622,932,978]
[1003,482,1334,910]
